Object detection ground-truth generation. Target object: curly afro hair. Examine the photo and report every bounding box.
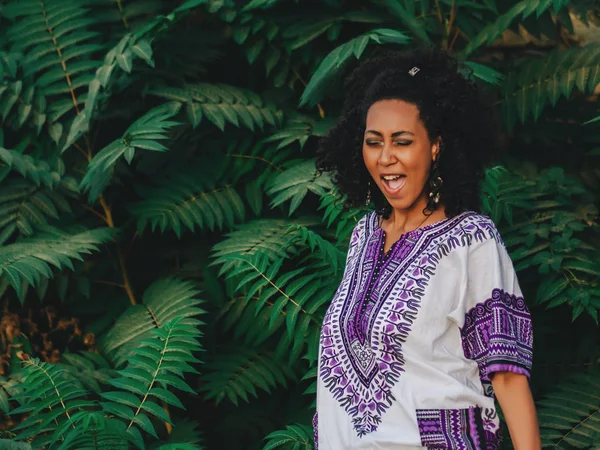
[316,45,500,219]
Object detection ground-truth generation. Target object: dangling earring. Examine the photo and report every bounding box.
[365,181,372,206]
[428,159,443,205]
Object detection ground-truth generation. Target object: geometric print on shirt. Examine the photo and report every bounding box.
[319,212,504,436]
[461,288,533,388]
[416,406,502,450]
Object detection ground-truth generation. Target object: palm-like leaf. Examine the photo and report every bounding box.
[267,159,334,215]
[217,252,336,353]
[538,371,600,449]
[0,134,63,188]
[131,171,246,236]
[502,45,600,128]
[3,0,104,127]
[300,29,410,107]
[60,351,117,392]
[80,101,181,201]
[200,346,293,406]
[0,225,114,301]
[462,0,570,56]
[99,317,202,448]
[211,218,320,272]
[99,278,205,366]
[263,424,314,450]
[0,179,74,244]
[9,358,93,446]
[148,83,282,131]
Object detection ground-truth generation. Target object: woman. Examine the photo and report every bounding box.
[314,47,540,449]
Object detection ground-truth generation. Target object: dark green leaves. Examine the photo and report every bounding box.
[80,102,181,201]
[98,318,202,446]
[300,29,410,107]
[267,159,334,215]
[99,278,205,366]
[201,347,293,406]
[0,226,114,301]
[501,46,600,127]
[263,424,314,450]
[148,83,282,132]
[131,171,246,236]
[538,371,600,448]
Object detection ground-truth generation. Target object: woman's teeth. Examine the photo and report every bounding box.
[382,175,405,190]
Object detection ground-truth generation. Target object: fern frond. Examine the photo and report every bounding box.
[10,358,92,445]
[100,317,202,445]
[318,191,363,241]
[267,159,334,215]
[463,0,570,56]
[3,0,103,123]
[501,45,600,127]
[216,295,284,346]
[131,171,245,236]
[218,253,335,350]
[0,179,73,244]
[60,351,117,392]
[147,83,282,131]
[56,413,131,450]
[300,28,409,107]
[538,371,600,449]
[0,138,62,188]
[483,165,600,321]
[150,418,204,450]
[284,224,345,275]
[262,113,335,152]
[211,218,320,272]
[263,424,314,450]
[80,101,181,201]
[0,226,115,301]
[62,31,160,150]
[200,346,293,406]
[99,278,205,366]
[0,71,47,134]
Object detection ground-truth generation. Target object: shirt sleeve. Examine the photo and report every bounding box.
[458,221,533,382]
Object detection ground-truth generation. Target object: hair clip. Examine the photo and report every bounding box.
[408,67,420,76]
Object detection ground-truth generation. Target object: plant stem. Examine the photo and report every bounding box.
[116,0,129,29]
[97,180,137,305]
[291,65,326,118]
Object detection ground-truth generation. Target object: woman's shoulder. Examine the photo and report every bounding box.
[444,211,505,247]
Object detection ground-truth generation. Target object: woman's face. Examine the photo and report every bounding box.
[362,99,439,212]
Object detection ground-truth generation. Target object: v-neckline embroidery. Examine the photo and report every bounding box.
[375,212,461,259]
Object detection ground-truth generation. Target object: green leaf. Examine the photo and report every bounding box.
[301,29,409,107]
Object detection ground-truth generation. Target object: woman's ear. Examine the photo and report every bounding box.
[431,138,442,161]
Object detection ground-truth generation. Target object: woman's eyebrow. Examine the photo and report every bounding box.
[364,130,414,137]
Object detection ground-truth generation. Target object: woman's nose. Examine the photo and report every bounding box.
[378,143,395,166]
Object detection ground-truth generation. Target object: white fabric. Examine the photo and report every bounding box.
[315,211,533,449]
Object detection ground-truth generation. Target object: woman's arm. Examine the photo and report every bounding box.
[492,372,540,450]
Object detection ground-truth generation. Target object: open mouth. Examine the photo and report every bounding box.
[381,174,407,193]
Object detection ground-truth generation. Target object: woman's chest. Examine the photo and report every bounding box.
[322,229,464,371]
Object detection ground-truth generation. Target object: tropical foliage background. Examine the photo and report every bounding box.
[0,0,599,448]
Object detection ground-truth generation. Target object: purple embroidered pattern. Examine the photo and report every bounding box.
[319,212,502,436]
[312,412,318,449]
[461,288,533,384]
[416,407,502,449]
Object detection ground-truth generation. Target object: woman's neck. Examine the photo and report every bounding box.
[383,198,446,235]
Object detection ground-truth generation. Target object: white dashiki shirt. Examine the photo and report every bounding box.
[314,211,533,449]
